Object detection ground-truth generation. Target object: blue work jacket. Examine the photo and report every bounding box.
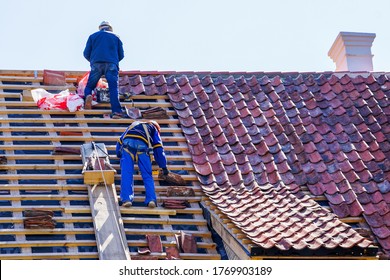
[83,29,124,66]
[116,122,167,168]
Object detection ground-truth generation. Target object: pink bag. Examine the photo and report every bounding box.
[76,72,108,99]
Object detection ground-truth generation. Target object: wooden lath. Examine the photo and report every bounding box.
[0,71,220,260]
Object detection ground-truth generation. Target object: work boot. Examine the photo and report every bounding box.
[148,201,156,208]
[111,112,127,119]
[84,95,93,110]
[122,201,132,207]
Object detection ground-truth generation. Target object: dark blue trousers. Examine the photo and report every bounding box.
[119,138,156,205]
[84,62,122,114]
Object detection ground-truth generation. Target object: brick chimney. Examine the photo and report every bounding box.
[328,32,376,72]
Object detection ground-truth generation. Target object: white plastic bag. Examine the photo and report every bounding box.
[31,88,84,112]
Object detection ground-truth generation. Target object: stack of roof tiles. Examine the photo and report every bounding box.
[120,72,390,256]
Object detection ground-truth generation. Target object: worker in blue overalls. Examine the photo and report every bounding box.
[116,120,169,208]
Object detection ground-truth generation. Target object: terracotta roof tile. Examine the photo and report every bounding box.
[155,72,390,255]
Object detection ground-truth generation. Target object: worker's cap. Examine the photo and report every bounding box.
[99,21,113,31]
[149,120,161,133]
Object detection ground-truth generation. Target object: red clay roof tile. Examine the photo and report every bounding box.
[156,73,390,255]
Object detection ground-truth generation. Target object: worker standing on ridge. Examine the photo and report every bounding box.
[116,120,169,208]
[83,21,126,119]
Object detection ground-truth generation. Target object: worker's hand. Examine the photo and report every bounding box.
[162,167,169,175]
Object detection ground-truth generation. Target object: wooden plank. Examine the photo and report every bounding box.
[4,154,193,161]
[0,183,202,193]
[0,144,190,152]
[0,251,222,260]
[123,229,212,238]
[0,224,212,239]
[2,217,205,227]
[0,216,93,224]
[1,163,195,172]
[64,206,176,215]
[0,216,206,227]
[0,135,187,142]
[1,125,183,134]
[0,70,85,77]
[122,217,207,226]
[0,194,202,204]
[0,173,198,181]
[0,239,215,249]
[0,194,88,201]
[88,184,131,260]
[0,117,180,124]
[201,201,251,260]
[0,240,96,248]
[0,84,75,91]
[0,100,173,108]
[0,228,94,235]
[0,252,98,260]
[129,252,221,260]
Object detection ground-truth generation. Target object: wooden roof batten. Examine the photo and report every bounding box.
[0,70,219,260]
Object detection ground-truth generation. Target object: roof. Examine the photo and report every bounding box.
[0,69,388,259]
[119,71,390,256]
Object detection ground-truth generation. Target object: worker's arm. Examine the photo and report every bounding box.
[118,39,124,62]
[151,129,167,169]
[116,141,123,158]
[83,37,92,62]
[153,146,167,169]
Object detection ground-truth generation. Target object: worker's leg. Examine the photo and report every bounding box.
[104,63,122,114]
[119,150,135,203]
[138,152,156,205]
[85,63,104,97]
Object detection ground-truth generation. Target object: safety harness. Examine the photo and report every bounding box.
[122,122,153,162]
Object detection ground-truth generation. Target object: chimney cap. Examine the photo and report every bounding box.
[328,31,376,72]
[328,32,376,56]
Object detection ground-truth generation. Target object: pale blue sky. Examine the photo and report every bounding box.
[1,0,389,72]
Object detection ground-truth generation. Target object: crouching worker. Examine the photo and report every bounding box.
[116,120,169,208]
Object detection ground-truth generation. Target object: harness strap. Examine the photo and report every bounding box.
[142,123,153,162]
[142,123,153,150]
[122,123,152,162]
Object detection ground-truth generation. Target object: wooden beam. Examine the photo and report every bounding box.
[1,125,183,134]
[0,183,202,193]
[0,252,98,260]
[0,173,198,181]
[0,144,190,152]
[1,163,194,172]
[201,201,251,260]
[0,117,180,125]
[3,154,193,162]
[0,100,173,108]
[0,135,187,142]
